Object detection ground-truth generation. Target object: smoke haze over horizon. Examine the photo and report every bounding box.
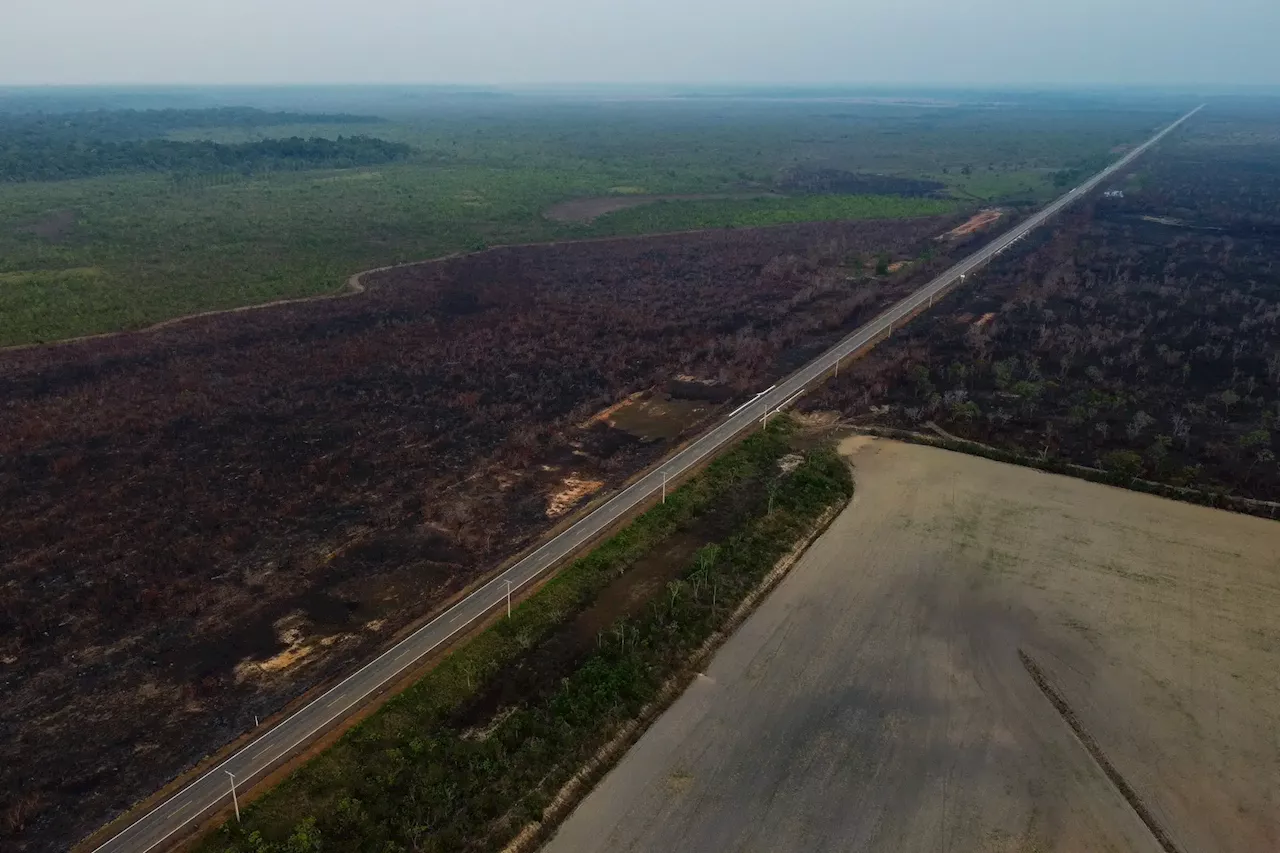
[2,0,1277,88]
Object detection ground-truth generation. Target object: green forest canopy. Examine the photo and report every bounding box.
[0,107,407,181]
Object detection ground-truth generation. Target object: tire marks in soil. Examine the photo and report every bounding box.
[1018,649,1186,853]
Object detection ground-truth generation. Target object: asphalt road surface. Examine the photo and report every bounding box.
[89,105,1201,853]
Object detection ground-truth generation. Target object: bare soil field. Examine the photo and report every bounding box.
[941,207,1004,239]
[1,216,979,851]
[546,438,1280,853]
[542,193,779,223]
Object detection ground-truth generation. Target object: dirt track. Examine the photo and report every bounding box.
[545,438,1280,853]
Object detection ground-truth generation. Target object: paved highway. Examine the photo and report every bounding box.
[90,105,1201,853]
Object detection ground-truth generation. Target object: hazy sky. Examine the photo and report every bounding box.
[3,0,1277,87]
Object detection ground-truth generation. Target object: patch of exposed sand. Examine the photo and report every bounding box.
[547,475,606,518]
[234,617,352,680]
[940,208,1003,239]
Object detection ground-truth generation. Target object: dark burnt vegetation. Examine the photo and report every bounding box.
[776,166,946,197]
[808,113,1280,505]
[0,215,965,851]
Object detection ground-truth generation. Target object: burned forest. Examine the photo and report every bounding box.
[807,109,1280,508]
[1,214,982,849]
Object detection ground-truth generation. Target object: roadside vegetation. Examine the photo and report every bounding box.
[195,420,851,852]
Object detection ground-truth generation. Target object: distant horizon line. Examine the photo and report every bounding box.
[2,81,1278,93]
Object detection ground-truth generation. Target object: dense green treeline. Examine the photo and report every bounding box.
[0,106,381,141]
[0,107,400,181]
[0,135,412,182]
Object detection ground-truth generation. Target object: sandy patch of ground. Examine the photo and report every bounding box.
[547,475,606,518]
[543,193,780,224]
[234,616,352,680]
[234,620,313,680]
[940,208,1003,239]
[546,438,1280,853]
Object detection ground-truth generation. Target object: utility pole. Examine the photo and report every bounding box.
[503,580,513,618]
[662,471,668,503]
[225,771,240,823]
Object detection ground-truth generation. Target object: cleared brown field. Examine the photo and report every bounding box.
[546,438,1280,853]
